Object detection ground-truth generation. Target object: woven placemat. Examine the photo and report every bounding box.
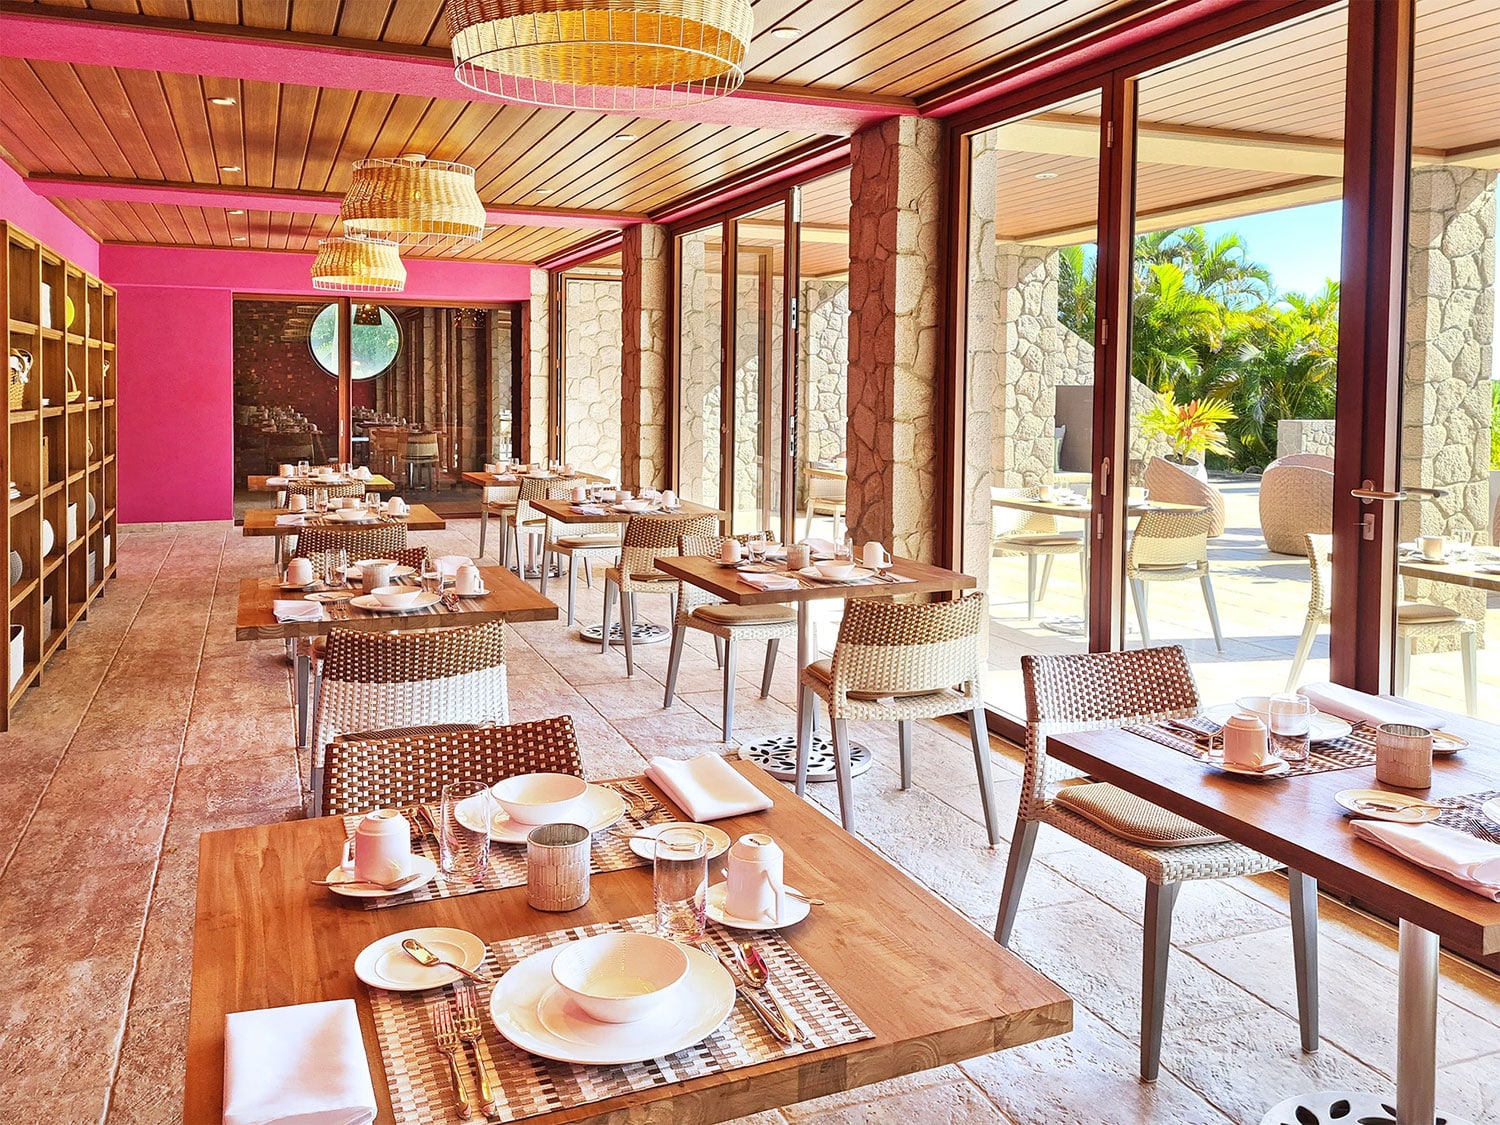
[1431,790,1500,844]
[1127,717,1378,778]
[338,781,676,911]
[369,914,875,1124]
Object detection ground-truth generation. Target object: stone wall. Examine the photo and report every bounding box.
[621,224,669,491]
[526,269,550,463]
[1276,419,1336,459]
[677,231,722,505]
[730,260,783,528]
[799,276,849,514]
[561,276,622,480]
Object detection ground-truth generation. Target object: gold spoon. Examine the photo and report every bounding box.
[400,938,490,983]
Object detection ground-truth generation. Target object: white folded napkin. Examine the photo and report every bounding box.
[1299,682,1443,730]
[353,466,371,480]
[645,754,773,822]
[434,554,473,577]
[739,572,801,591]
[265,477,289,486]
[273,600,325,623]
[802,537,838,557]
[223,998,377,1125]
[1350,820,1500,900]
[493,473,518,482]
[275,514,306,526]
[572,504,607,515]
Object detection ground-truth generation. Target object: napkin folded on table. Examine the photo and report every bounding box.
[353,466,371,480]
[646,753,773,822]
[223,998,377,1125]
[571,504,607,515]
[434,554,473,577]
[265,477,289,486]
[274,514,306,526]
[273,599,325,623]
[1350,819,1500,901]
[1298,681,1444,730]
[802,537,838,557]
[739,572,801,592]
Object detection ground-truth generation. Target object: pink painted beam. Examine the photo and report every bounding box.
[25,175,635,230]
[0,9,908,137]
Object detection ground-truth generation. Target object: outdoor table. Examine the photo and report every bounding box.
[654,554,974,784]
[242,505,447,536]
[1397,555,1500,594]
[247,473,397,492]
[1044,710,1500,1125]
[460,469,613,489]
[184,760,1071,1124]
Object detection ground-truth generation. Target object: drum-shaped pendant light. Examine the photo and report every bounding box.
[447,0,753,111]
[340,154,487,247]
[310,237,407,294]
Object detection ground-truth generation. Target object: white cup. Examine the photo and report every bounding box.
[861,542,893,570]
[725,833,786,923]
[342,809,412,884]
[278,463,295,477]
[571,486,587,502]
[721,539,743,564]
[1037,483,1054,501]
[361,561,393,590]
[1418,534,1446,561]
[388,497,409,517]
[617,489,633,502]
[661,490,678,509]
[285,557,314,586]
[1221,712,1272,767]
[455,564,482,594]
[484,462,499,473]
[287,494,307,512]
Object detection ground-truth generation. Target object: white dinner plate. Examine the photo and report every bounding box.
[1482,798,1500,825]
[626,822,732,861]
[349,592,441,613]
[347,563,416,580]
[323,853,438,899]
[1335,789,1442,824]
[1431,732,1468,756]
[798,566,875,584]
[326,510,378,523]
[1203,703,1352,744]
[457,783,627,843]
[354,926,486,992]
[705,883,812,930]
[489,942,734,1066]
[305,590,355,603]
[1205,756,1291,779]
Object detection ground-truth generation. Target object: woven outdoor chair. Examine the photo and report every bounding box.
[1287,534,1477,711]
[505,476,583,577]
[991,486,1086,619]
[291,521,408,563]
[478,481,520,566]
[797,592,1001,845]
[994,646,1319,1080]
[1142,456,1226,537]
[602,513,718,675]
[284,481,366,500]
[802,472,846,541]
[322,717,582,816]
[540,482,621,626]
[663,533,795,741]
[1126,509,1224,652]
[1259,454,1333,555]
[307,621,509,816]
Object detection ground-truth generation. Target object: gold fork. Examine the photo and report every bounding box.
[455,982,499,1118]
[431,1003,474,1119]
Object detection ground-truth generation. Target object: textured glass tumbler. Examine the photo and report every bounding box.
[440,780,491,883]
[654,827,709,944]
[1268,693,1312,762]
[526,823,591,911]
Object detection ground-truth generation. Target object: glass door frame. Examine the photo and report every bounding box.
[553,264,624,472]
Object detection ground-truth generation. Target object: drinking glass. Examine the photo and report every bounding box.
[1268,693,1312,762]
[421,558,442,596]
[440,780,492,882]
[296,460,309,478]
[365,492,382,515]
[654,827,709,944]
[1451,528,1475,561]
[747,534,767,564]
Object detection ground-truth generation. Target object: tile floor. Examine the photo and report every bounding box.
[2,520,1498,1125]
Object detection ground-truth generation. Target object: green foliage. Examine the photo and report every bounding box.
[1139,396,1235,460]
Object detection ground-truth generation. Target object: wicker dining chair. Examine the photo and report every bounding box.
[285,481,366,500]
[991,486,1086,619]
[505,476,582,577]
[1126,509,1224,652]
[290,522,409,563]
[601,513,718,675]
[539,483,621,626]
[663,533,795,741]
[802,472,847,541]
[478,481,520,566]
[307,621,509,816]
[797,592,1001,844]
[994,646,1319,1080]
[322,716,582,816]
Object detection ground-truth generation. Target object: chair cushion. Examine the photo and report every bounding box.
[630,570,674,583]
[1054,782,1227,848]
[999,534,1081,547]
[804,658,945,700]
[557,535,621,549]
[693,603,796,626]
[1397,602,1460,623]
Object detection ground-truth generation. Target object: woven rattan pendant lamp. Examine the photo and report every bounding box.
[340,154,487,246]
[310,237,407,294]
[447,0,753,111]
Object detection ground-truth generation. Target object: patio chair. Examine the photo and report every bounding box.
[405,430,440,490]
[1142,456,1226,537]
[539,483,621,626]
[504,476,582,577]
[290,522,408,563]
[802,471,846,541]
[1126,509,1224,652]
[1287,534,1477,712]
[1259,454,1333,555]
[477,481,520,566]
[322,717,581,817]
[308,621,510,816]
[991,486,1085,619]
[601,513,717,676]
[994,646,1319,1081]
[663,533,795,741]
[798,592,1001,844]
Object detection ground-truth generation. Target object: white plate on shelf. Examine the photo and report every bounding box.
[323,853,438,899]
[705,883,812,930]
[625,822,732,861]
[349,592,440,613]
[1335,789,1442,824]
[354,925,485,992]
[1202,703,1352,744]
[457,783,626,843]
[798,566,875,584]
[489,942,733,1066]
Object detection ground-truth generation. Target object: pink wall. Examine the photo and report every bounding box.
[0,159,99,272]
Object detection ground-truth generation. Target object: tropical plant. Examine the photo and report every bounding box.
[1139,395,1236,462]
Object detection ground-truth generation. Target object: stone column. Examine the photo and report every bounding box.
[621,223,670,491]
[845,115,944,562]
[524,268,551,463]
[1401,164,1495,648]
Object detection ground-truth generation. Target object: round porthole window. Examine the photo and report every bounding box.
[309,302,399,380]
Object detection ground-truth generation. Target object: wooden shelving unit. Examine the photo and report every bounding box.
[3,221,117,729]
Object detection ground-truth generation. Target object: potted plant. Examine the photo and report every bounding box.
[1140,395,1234,480]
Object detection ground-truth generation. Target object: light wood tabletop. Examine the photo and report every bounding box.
[241,505,447,536]
[185,760,1071,1124]
[461,469,613,489]
[247,473,396,492]
[653,553,976,607]
[1397,555,1500,594]
[989,495,1207,519]
[531,496,727,525]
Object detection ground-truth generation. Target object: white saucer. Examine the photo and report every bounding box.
[1432,732,1469,756]
[349,592,440,613]
[489,942,733,1066]
[1483,798,1500,825]
[354,926,486,992]
[326,510,378,523]
[347,563,416,579]
[457,783,627,843]
[1335,788,1442,823]
[454,586,489,598]
[1207,757,1291,779]
[1203,704,1352,743]
[323,853,438,898]
[626,822,732,861]
[706,882,812,930]
[798,566,875,584]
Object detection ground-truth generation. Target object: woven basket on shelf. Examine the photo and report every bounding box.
[9,375,24,409]
[66,368,82,404]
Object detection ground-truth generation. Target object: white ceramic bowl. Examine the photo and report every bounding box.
[814,559,856,580]
[616,499,650,513]
[550,933,689,1024]
[370,585,422,609]
[490,772,589,824]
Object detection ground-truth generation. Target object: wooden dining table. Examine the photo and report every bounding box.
[460,469,614,489]
[184,759,1071,1124]
[1397,553,1500,594]
[1044,708,1500,1125]
[529,496,726,526]
[242,504,448,536]
[247,473,397,492]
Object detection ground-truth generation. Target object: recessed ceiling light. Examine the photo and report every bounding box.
[232,236,247,242]
[771,26,802,39]
[208,96,237,107]
[220,164,241,173]
[1035,171,1059,179]
[536,189,554,195]
[228,208,245,215]
[615,134,636,141]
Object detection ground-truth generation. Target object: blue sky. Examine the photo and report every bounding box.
[1199,200,1343,298]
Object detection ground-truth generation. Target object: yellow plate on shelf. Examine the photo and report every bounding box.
[65,296,76,328]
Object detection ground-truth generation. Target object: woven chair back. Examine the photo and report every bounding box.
[676,532,767,613]
[1127,510,1213,572]
[1141,458,1226,536]
[809,475,846,502]
[515,475,581,526]
[829,592,985,699]
[1304,533,1332,621]
[1018,645,1199,816]
[292,522,408,560]
[286,481,366,499]
[992,486,1064,538]
[323,716,582,816]
[619,514,716,583]
[542,481,614,543]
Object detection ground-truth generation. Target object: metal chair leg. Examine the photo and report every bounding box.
[1025,555,1037,619]
[1130,578,1150,646]
[1288,868,1320,1053]
[622,589,637,676]
[722,636,738,740]
[1461,631,1478,716]
[478,508,488,559]
[994,818,1039,945]
[663,621,685,708]
[539,549,552,597]
[1199,574,1225,653]
[565,554,578,626]
[600,581,615,656]
[830,717,856,832]
[1141,880,1182,1082]
[760,638,778,698]
[1038,554,1055,604]
[968,701,1001,846]
[1287,618,1321,692]
[897,719,913,790]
